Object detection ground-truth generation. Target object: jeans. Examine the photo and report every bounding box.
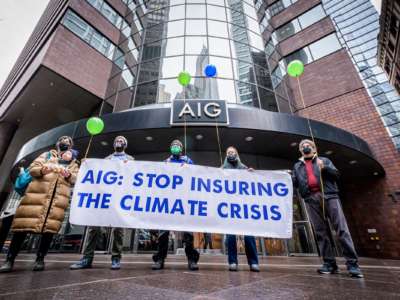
[7,232,54,260]
[226,235,258,265]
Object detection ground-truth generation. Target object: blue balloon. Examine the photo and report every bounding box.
[204,64,217,77]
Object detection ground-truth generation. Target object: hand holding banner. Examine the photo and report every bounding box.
[70,159,293,238]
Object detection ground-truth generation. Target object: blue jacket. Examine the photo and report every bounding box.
[165,155,193,164]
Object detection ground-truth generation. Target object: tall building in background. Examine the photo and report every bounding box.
[378,0,400,94]
[0,0,398,258]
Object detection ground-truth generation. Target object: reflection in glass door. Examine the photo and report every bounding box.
[287,194,318,255]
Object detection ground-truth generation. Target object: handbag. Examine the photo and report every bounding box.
[14,152,52,196]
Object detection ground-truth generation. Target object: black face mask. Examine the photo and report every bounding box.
[227,154,238,163]
[59,143,69,152]
[302,147,312,155]
[114,141,126,153]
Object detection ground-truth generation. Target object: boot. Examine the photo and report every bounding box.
[0,257,14,273]
[152,260,164,270]
[33,256,45,272]
[188,260,199,271]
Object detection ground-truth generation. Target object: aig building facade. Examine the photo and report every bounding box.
[0,0,399,259]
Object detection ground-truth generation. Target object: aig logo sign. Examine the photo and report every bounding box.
[170,100,229,126]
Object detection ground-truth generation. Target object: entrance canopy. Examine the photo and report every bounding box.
[14,104,384,179]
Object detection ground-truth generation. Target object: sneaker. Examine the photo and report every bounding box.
[70,258,93,270]
[111,258,121,270]
[151,260,164,270]
[0,259,14,273]
[250,264,260,272]
[317,262,339,275]
[188,261,199,271]
[347,264,364,278]
[33,257,45,272]
[229,263,238,272]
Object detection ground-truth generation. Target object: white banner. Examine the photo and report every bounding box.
[70,159,293,238]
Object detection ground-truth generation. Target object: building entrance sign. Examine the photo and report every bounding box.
[70,159,293,238]
[170,100,229,126]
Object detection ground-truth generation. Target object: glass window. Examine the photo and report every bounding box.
[167,5,185,21]
[258,87,278,111]
[248,31,264,50]
[209,56,233,78]
[87,0,102,10]
[186,19,207,35]
[185,55,208,76]
[158,79,184,102]
[216,79,237,102]
[275,19,301,41]
[134,16,143,32]
[101,1,122,26]
[207,0,225,5]
[63,10,93,42]
[236,81,257,105]
[163,37,184,56]
[309,34,342,60]
[160,56,184,78]
[185,36,208,55]
[186,4,206,18]
[207,20,228,38]
[207,4,227,21]
[121,68,136,87]
[232,60,252,82]
[209,37,230,56]
[138,60,160,83]
[298,5,325,29]
[166,20,185,37]
[285,47,313,66]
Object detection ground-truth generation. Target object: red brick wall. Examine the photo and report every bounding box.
[43,27,113,99]
[293,66,400,258]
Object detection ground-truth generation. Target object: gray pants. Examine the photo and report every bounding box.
[305,193,358,265]
[83,227,123,260]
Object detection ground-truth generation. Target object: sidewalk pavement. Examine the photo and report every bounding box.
[0,254,399,299]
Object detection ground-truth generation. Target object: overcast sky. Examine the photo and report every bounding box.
[0,0,49,88]
[371,0,382,13]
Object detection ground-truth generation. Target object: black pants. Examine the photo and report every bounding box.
[203,233,213,250]
[152,231,199,263]
[305,193,358,265]
[7,232,54,261]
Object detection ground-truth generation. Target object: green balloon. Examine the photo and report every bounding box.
[287,60,304,77]
[178,71,191,86]
[86,117,104,135]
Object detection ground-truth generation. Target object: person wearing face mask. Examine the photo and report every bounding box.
[70,136,134,271]
[152,139,200,271]
[0,136,79,273]
[292,139,363,278]
[222,146,260,272]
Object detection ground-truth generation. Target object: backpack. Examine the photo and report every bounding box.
[14,152,52,196]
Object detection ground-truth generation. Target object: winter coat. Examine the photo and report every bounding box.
[11,150,79,234]
[222,156,248,170]
[292,155,340,200]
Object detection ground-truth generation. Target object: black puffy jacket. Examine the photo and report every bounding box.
[292,155,340,200]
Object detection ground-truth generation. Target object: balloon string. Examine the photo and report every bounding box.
[296,76,326,220]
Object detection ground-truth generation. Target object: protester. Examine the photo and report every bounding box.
[152,139,200,271]
[70,136,134,271]
[222,146,260,272]
[0,136,79,273]
[292,139,363,278]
